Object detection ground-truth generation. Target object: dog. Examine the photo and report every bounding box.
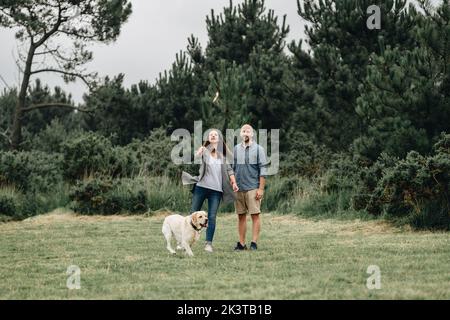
[162,211,208,257]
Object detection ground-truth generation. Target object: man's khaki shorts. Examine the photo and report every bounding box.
[235,189,261,215]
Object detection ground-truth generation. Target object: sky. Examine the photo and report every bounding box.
[0,0,306,104]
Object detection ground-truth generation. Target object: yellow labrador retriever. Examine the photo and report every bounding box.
[162,211,208,257]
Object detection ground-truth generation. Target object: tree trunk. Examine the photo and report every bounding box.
[11,44,35,150]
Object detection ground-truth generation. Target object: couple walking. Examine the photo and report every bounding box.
[182,124,269,253]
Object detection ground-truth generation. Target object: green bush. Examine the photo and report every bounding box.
[62,132,139,180]
[27,118,85,153]
[0,151,63,193]
[287,175,367,219]
[280,131,331,178]
[320,152,360,193]
[262,176,299,212]
[62,132,115,180]
[0,185,69,221]
[0,187,19,217]
[352,152,398,214]
[69,176,191,215]
[125,128,187,179]
[353,133,450,229]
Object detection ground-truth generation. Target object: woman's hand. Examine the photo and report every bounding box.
[196,146,206,157]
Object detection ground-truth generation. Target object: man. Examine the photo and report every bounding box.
[232,124,269,251]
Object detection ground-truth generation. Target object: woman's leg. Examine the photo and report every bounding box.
[191,185,207,213]
[205,190,222,243]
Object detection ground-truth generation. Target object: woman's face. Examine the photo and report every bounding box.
[208,130,219,144]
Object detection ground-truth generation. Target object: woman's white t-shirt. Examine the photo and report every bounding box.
[197,152,223,192]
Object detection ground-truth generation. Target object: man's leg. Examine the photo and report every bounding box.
[248,189,262,245]
[235,191,248,246]
[251,214,261,243]
[238,214,247,246]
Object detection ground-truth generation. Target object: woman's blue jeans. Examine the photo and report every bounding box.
[190,185,222,243]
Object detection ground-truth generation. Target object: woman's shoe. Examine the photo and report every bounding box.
[205,243,214,253]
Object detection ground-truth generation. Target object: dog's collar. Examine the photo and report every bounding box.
[190,221,201,232]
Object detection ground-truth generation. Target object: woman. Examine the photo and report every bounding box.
[182,129,239,253]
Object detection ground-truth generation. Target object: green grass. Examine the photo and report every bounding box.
[0,209,449,299]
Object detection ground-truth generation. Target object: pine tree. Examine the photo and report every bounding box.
[290,0,419,150]
[354,0,450,161]
[203,60,251,133]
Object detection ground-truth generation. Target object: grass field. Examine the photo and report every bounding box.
[0,209,449,300]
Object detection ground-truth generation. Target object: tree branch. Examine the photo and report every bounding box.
[22,103,93,114]
[30,68,92,88]
[34,2,65,48]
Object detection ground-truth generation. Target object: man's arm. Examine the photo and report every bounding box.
[256,176,266,200]
[256,146,268,200]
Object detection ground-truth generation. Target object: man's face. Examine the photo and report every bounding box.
[240,126,253,143]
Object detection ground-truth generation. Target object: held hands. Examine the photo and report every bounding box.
[255,188,264,201]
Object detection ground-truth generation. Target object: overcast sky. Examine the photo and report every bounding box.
[0,0,306,104]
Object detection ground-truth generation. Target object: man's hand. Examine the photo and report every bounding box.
[232,182,239,192]
[255,188,264,200]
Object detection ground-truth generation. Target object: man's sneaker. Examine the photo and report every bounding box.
[205,243,213,253]
[250,242,258,250]
[234,242,247,251]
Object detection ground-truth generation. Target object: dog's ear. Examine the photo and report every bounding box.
[191,212,198,224]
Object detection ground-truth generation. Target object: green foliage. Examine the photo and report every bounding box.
[83,75,153,145]
[0,88,16,150]
[352,153,398,214]
[69,176,191,215]
[262,176,299,212]
[27,118,85,153]
[204,61,251,131]
[290,0,419,150]
[154,52,205,133]
[0,187,18,218]
[62,131,138,180]
[320,153,360,193]
[355,1,450,161]
[0,150,63,193]
[280,130,332,178]
[22,80,76,135]
[354,133,450,229]
[125,128,185,178]
[0,185,69,221]
[205,0,289,67]
[62,132,114,180]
